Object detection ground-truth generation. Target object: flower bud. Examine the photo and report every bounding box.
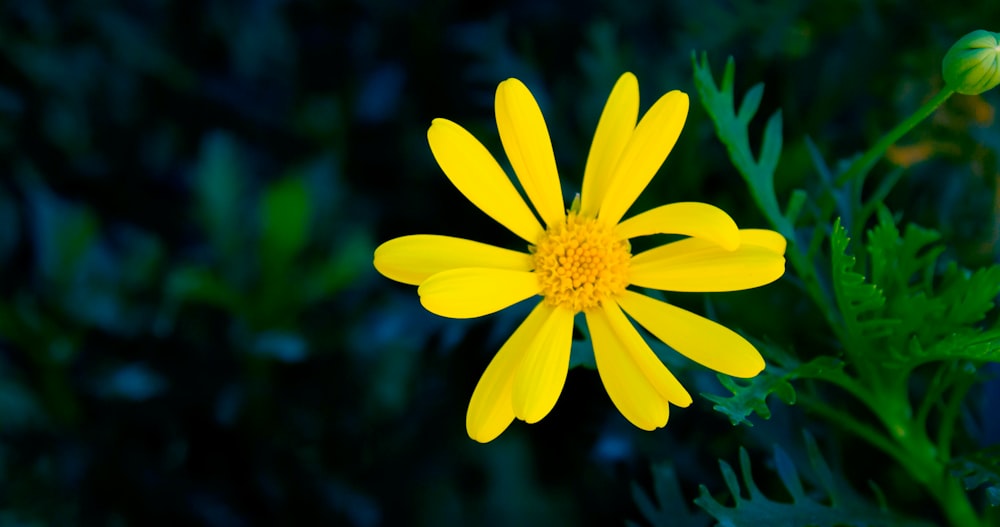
[942,30,1000,95]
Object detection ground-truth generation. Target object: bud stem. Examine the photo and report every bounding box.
[835,87,955,187]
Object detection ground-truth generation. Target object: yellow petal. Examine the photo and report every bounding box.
[629,232,786,292]
[601,301,692,406]
[418,268,539,318]
[585,308,666,430]
[466,301,550,443]
[374,235,534,285]
[614,202,740,250]
[585,302,692,431]
[740,228,787,254]
[511,306,575,423]
[617,290,764,378]
[581,73,639,217]
[597,90,689,225]
[496,78,565,227]
[428,118,544,243]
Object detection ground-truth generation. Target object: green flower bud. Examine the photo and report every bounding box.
[942,30,1000,95]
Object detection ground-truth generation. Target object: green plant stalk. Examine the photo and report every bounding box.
[798,393,909,468]
[834,88,955,187]
[829,84,982,526]
[807,370,982,527]
[870,383,982,527]
[935,369,976,463]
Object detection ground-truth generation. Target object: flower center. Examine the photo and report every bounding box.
[532,212,631,313]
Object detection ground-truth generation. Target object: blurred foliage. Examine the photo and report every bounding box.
[691,436,934,527]
[949,444,1000,508]
[0,0,998,525]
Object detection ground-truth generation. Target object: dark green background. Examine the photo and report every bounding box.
[0,0,997,525]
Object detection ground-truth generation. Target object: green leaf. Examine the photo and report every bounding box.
[694,437,935,526]
[702,353,845,426]
[948,445,1000,507]
[704,371,794,425]
[906,330,1000,366]
[629,463,709,527]
[831,218,896,341]
[260,174,311,270]
[758,110,784,177]
[737,83,764,125]
[692,52,784,224]
[866,209,942,298]
[849,208,1000,367]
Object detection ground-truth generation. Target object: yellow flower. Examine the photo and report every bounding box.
[374,73,786,443]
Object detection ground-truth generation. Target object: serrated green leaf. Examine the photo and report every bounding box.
[692,52,785,227]
[831,218,896,341]
[703,372,794,425]
[867,209,942,296]
[702,355,844,426]
[908,330,1000,366]
[852,209,1000,367]
[937,264,1000,330]
[694,439,935,527]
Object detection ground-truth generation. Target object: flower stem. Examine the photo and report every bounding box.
[869,377,983,527]
[834,87,955,187]
[806,384,983,527]
[798,393,908,468]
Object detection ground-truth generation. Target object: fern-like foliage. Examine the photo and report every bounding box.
[703,353,845,426]
[830,217,896,342]
[692,52,787,228]
[694,436,935,527]
[831,210,1000,369]
[949,445,1000,507]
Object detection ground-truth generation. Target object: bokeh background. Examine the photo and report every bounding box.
[1,0,998,525]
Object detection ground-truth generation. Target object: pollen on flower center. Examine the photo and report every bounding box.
[532,212,631,313]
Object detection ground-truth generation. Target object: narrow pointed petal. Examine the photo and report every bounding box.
[374,235,533,285]
[511,306,575,423]
[585,308,665,430]
[629,232,786,292]
[601,301,692,406]
[428,118,544,243]
[740,228,787,254]
[467,301,550,443]
[495,79,565,227]
[418,268,539,319]
[581,73,639,217]
[617,290,764,378]
[585,302,692,431]
[598,91,689,225]
[614,202,740,250]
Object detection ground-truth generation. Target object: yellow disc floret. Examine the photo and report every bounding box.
[532,212,631,313]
